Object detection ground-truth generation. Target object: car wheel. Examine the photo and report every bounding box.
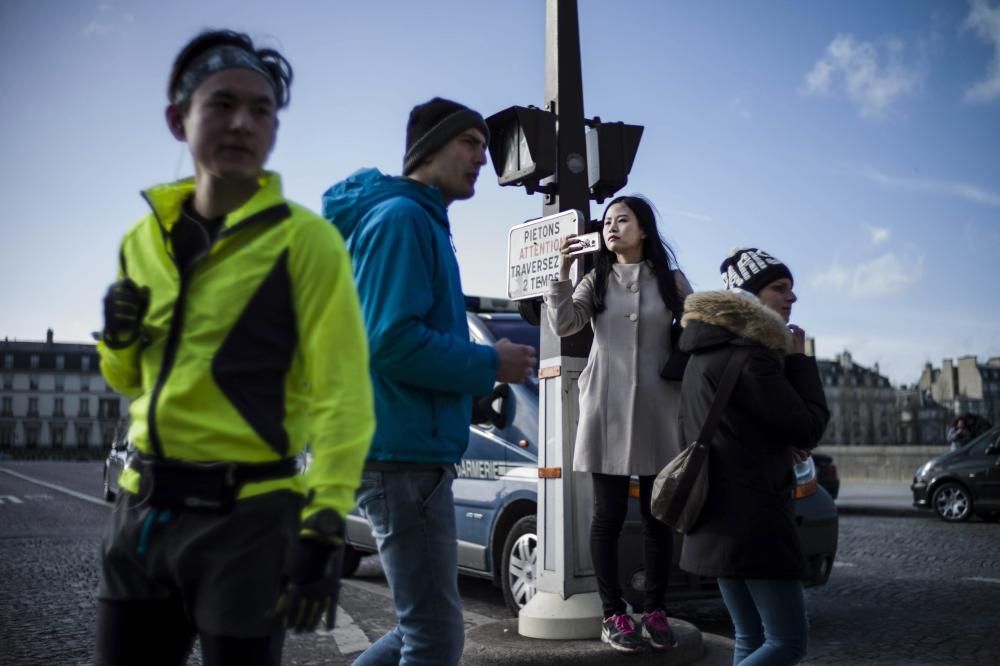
[501,515,537,616]
[341,544,363,578]
[102,467,115,503]
[932,482,972,522]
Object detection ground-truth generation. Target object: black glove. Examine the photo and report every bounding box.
[102,279,150,349]
[277,537,344,633]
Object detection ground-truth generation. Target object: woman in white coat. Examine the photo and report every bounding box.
[545,195,692,654]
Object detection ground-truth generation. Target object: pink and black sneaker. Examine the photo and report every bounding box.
[601,613,644,653]
[642,609,678,650]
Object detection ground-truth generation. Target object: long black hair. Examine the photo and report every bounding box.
[592,195,684,317]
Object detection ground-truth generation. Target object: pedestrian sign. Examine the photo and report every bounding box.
[507,210,582,301]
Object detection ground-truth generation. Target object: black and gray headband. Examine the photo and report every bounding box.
[172,45,278,106]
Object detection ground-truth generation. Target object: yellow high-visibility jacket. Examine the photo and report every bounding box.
[99,172,374,521]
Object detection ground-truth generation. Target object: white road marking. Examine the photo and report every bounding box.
[0,467,109,508]
[315,607,371,655]
[342,578,497,626]
[833,561,855,567]
[0,494,24,504]
[964,577,1000,585]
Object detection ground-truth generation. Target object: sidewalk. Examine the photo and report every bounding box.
[834,480,925,518]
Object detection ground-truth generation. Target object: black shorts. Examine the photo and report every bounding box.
[98,490,301,637]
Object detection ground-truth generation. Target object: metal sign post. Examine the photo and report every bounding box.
[517,0,602,640]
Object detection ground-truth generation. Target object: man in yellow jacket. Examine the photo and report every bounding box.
[94,29,373,666]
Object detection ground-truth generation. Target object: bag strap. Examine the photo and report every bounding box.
[694,347,750,445]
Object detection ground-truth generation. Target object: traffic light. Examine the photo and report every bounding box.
[585,121,643,203]
[485,106,557,190]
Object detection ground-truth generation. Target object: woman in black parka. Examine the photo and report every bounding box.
[678,248,829,665]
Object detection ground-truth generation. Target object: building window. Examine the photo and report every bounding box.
[52,424,65,448]
[0,423,13,448]
[1,396,11,416]
[56,355,65,370]
[3,354,12,369]
[54,397,64,417]
[30,354,39,369]
[28,397,39,417]
[98,398,120,419]
[79,399,90,417]
[81,355,91,372]
[2,374,10,390]
[55,375,64,392]
[25,423,40,448]
[29,375,39,390]
[81,376,90,392]
[76,424,90,447]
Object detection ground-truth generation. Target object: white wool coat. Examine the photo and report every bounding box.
[545,263,692,476]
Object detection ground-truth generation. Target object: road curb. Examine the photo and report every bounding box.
[835,504,929,518]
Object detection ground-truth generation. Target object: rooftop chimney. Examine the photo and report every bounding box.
[46,329,53,345]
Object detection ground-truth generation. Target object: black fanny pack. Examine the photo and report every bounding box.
[134,454,298,512]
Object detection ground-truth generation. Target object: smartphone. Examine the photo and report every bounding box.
[569,231,601,256]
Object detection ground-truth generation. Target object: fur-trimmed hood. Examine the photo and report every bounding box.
[679,290,791,355]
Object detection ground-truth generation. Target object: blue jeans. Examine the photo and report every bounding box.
[351,467,464,666]
[717,578,808,666]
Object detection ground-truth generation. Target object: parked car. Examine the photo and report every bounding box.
[102,424,131,502]
[812,452,840,499]
[343,298,839,615]
[911,424,1000,522]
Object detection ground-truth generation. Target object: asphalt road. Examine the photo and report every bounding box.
[1,462,998,665]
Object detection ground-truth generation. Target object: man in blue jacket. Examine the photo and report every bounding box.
[323,97,536,665]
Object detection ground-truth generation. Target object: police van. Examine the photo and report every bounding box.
[342,297,838,615]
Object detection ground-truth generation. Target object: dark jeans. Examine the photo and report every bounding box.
[717,578,808,665]
[95,599,284,666]
[591,473,673,617]
[352,466,463,666]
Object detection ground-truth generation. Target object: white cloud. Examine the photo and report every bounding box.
[664,208,714,223]
[964,0,1000,103]
[862,166,1000,207]
[867,225,891,245]
[729,95,752,120]
[811,251,923,299]
[804,34,922,118]
[81,3,134,39]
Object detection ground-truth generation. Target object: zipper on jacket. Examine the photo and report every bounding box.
[144,202,292,458]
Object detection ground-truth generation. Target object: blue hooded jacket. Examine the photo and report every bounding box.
[322,168,498,463]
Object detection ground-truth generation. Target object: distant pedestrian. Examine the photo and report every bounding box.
[94,29,374,666]
[545,195,692,653]
[948,413,993,450]
[322,97,536,665]
[677,248,829,665]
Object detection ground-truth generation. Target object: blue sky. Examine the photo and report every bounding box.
[2,0,998,386]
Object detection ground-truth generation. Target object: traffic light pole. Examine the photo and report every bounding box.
[517,0,603,640]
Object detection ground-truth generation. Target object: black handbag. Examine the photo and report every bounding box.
[651,347,749,533]
[659,319,689,381]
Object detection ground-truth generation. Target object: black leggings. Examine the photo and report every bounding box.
[95,599,284,666]
[590,473,674,617]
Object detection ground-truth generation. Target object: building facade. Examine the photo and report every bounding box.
[817,351,898,446]
[918,356,1000,426]
[1,331,126,458]
[896,385,950,445]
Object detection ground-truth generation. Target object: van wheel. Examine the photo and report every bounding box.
[501,516,537,616]
[932,482,972,522]
[341,544,363,578]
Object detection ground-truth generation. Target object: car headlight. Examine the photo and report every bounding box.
[915,461,935,480]
[794,457,818,498]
